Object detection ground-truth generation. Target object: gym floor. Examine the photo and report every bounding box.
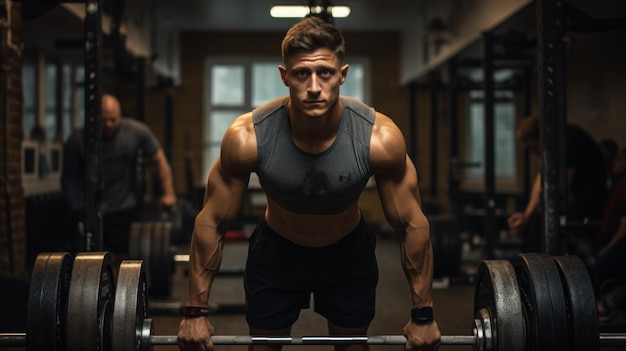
[152,236,476,351]
[4,235,625,350]
[150,235,626,351]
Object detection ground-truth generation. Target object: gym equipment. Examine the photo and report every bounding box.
[128,222,246,298]
[128,221,173,297]
[429,214,462,278]
[2,251,626,350]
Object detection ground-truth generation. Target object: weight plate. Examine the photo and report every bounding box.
[473,260,525,351]
[430,215,461,278]
[66,252,116,351]
[141,222,154,291]
[129,222,143,259]
[148,222,168,297]
[153,222,173,297]
[112,260,149,351]
[27,252,73,351]
[512,253,569,351]
[552,255,599,351]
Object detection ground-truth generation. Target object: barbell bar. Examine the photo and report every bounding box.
[2,251,626,350]
[4,329,626,347]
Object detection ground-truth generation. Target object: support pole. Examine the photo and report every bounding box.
[537,0,567,255]
[428,72,438,199]
[83,0,103,251]
[482,31,497,260]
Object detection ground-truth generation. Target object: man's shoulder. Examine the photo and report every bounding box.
[253,96,289,123]
[121,117,149,130]
[341,96,375,123]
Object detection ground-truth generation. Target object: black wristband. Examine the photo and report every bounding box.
[411,306,433,324]
[182,306,210,318]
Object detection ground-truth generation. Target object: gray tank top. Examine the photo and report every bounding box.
[253,96,374,215]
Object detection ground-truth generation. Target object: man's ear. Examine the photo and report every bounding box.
[279,65,289,86]
[340,64,349,85]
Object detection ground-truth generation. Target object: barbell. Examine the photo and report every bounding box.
[1,251,626,350]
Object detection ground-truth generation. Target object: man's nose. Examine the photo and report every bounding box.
[308,75,321,93]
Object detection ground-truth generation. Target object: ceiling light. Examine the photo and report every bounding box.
[270,6,351,19]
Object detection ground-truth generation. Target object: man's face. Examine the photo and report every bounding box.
[101,98,122,139]
[279,48,348,119]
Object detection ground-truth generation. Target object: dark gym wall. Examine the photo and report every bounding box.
[0,1,27,279]
[565,28,626,140]
[171,30,408,226]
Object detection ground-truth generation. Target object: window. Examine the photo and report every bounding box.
[44,62,58,142]
[465,92,516,182]
[22,57,37,139]
[203,58,369,179]
[21,53,85,195]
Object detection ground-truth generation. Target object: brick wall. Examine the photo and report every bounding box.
[0,1,27,280]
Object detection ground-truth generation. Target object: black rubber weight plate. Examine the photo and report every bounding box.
[66,252,116,351]
[112,260,149,351]
[128,222,143,259]
[473,260,525,351]
[27,252,73,351]
[552,255,599,351]
[512,253,569,351]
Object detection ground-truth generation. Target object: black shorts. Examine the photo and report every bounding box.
[244,218,379,330]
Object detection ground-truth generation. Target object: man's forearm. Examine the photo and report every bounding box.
[157,151,176,196]
[185,223,224,306]
[399,224,434,307]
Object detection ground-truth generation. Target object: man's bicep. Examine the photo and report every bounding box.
[376,156,423,228]
[199,158,250,229]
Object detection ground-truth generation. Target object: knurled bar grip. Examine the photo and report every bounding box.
[150,335,476,345]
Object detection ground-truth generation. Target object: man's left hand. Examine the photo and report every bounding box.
[402,319,441,351]
[159,193,177,208]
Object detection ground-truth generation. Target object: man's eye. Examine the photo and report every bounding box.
[319,70,332,77]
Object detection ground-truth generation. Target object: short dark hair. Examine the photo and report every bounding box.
[281,17,345,63]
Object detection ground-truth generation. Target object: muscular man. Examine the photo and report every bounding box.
[62,94,176,255]
[178,17,441,351]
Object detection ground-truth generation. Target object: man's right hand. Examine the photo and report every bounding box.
[507,212,528,230]
[178,317,215,351]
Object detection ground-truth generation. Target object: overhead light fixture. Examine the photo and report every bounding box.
[270,5,351,18]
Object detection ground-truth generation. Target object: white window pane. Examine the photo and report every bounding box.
[203,110,243,177]
[44,111,56,142]
[45,64,57,109]
[252,63,286,107]
[62,64,72,109]
[62,64,73,140]
[75,66,85,130]
[22,61,36,138]
[466,101,516,180]
[341,63,364,101]
[45,64,58,141]
[63,111,72,142]
[494,104,516,178]
[211,65,244,106]
[467,103,484,179]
